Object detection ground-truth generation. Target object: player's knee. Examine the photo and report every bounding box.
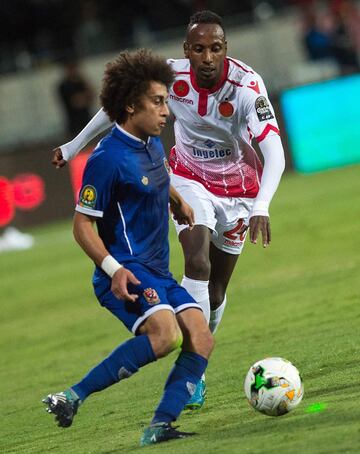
[151,325,183,359]
[185,252,211,279]
[191,327,215,359]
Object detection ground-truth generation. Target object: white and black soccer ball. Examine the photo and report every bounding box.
[244,357,304,416]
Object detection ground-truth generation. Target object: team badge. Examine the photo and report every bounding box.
[143,288,160,305]
[79,185,97,208]
[173,80,190,97]
[163,158,171,175]
[247,80,260,94]
[255,96,274,122]
[219,101,234,117]
[141,176,149,185]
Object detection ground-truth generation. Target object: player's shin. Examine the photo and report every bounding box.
[209,295,227,334]
[151,351,208,424]
[71,335,156,402]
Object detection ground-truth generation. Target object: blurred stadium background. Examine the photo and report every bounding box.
[1,2,360,452]
[1,0,359,232]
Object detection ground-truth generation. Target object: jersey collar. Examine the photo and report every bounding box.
[114,123,151,149]
[190,58,229,94]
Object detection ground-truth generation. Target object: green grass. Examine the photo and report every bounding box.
[1,165,360,453]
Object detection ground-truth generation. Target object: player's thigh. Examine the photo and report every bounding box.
[170,174,217,236]
[179,224,212,262]
[176,308,214,358]
[138,308,179,336]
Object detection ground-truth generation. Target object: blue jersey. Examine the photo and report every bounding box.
[76,125,171,277]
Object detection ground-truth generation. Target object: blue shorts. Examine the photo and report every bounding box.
[93,262,201,334]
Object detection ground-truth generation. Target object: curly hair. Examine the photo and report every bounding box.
[100,49,174,124]
[186,10,225,38]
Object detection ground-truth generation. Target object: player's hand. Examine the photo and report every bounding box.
[246,215,271,247]
[170,198,195,230]
[52,147,67,169]
[111,267,141,302]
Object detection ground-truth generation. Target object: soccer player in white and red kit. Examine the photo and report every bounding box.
[52,11,285,409]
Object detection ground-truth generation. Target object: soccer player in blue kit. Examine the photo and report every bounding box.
[42,49,214,446]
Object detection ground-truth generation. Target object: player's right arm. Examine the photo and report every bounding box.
[73,211,140,302]
[52,108,113,168]
[74,150,140,301]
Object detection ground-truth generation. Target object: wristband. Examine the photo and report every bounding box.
[101,255,123,278]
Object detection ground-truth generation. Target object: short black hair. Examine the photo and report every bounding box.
[187,10,225,37]
[100,49,174,124]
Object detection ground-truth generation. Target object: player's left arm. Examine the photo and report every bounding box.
[169,185,194,229]
[247,134,285,247]
[241,74,285,246]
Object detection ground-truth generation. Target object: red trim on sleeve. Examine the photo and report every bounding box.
[256,124,280,143]
[227,57,254,74]
[227,78,243,88]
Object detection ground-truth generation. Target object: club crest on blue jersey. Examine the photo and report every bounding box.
[79,185,97,208]
[141,176,149,185]
[143,288,160,305]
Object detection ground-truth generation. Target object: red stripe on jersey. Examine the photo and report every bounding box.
[227,57,254,74]
[176,71,190,75]
[256,124,280,143]
[198,89,208,116]
[227,78,243,88]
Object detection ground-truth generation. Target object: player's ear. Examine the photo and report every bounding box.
[224,40,228,54]
[183,41,190,58]
[126,104,135,117]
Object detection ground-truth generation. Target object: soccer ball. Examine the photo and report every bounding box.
[244,357,304,416]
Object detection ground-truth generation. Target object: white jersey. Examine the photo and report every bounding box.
[167,57,280,198]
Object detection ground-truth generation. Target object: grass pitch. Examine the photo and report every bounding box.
[1,165,360,453]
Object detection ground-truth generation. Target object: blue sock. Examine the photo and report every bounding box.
[71,335,156,402]
[151,351,208,424]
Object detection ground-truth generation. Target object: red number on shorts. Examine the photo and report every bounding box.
[223,219,247,241]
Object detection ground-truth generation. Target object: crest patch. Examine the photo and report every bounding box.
[141,176,149,186]
[173,80,190,97]
[79,185,97,208]
[255,96,274,122]
[143,288,160,305]
[219,101,234,117]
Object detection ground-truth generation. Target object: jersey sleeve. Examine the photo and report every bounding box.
[241,74,280,143]
[250,134,285,217]
[60,108,113,161]
[75,152,118,218]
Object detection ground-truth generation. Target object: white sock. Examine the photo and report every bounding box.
[209,295,227,334]
[181,276,210,323]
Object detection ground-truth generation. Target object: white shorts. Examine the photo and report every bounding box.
[171,174,254,255]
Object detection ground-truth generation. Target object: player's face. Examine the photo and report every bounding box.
[184,23,227,89]
[126,81,170,141]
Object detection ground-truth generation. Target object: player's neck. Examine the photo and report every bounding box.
[116,123,147,144]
